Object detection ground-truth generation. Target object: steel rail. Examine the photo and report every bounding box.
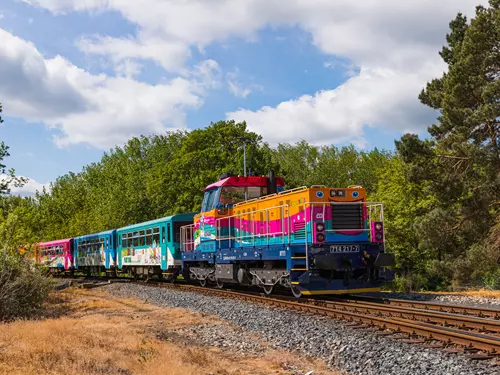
[307,298,500,333]
[348,295,500,319]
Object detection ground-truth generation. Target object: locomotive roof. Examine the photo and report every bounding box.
[116,212,195,232]
[204,175,285,191]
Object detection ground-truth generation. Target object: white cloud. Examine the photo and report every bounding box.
[1,175,49,197]
[228,81,252,98]
[21,0,488,146]
[323,59,358,77]
[77,34,190,72]
[226,69,261,98]
[228,66,437,146]
[0,29,219,149]
[115,59,142,78]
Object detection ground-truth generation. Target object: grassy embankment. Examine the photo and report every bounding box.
[0,287,339,375]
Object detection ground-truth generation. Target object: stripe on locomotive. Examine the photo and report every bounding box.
[192,187,369,250]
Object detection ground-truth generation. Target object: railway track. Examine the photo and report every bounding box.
[140,281,500,361]
[57,274,500,361]
[346,294,500,319]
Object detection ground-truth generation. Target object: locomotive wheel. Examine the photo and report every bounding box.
[215,278,224,289]
[262,284,274,295]
[291,286,302,298]
[199,278,207,287]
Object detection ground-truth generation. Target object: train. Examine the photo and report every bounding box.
[34,172,395,297]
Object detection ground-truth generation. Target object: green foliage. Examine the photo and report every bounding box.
[272,142,390,193]
[0,213,55,321]
[395,1,500,288]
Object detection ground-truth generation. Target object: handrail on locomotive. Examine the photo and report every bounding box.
[180,200,385,253]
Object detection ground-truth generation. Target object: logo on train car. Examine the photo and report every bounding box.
[316,191,324,198]
[352,191,359,198]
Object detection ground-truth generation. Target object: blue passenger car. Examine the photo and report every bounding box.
[73,229,116,275]
[116,213,195,279]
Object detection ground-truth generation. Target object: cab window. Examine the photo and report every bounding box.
[202,189,219,211]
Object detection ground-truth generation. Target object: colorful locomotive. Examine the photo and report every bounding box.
[30,172,394,296]
[180,172,394,297]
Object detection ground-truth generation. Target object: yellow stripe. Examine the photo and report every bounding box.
[301,287,381,295]
[291,268,307,271]
[291,282,300,285]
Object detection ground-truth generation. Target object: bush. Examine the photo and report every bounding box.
[388,273,428,292]
[483,269,500,290]
[0,248,55,321]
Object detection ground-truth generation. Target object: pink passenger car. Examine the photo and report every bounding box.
[38,238,74,272]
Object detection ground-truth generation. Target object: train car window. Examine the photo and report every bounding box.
[106,237,109,249]
[146,229,153,246]
[139,230,145,246]
[127,232,133,247]
[133,231,139,247]
[167,223,171,242]
[121,234,126,247]
[161,227,165,244]
[153,227,160,245]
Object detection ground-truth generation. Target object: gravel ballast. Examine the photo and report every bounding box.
[105,284,498,375]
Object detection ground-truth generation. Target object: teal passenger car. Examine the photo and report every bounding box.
[116,213,195,279]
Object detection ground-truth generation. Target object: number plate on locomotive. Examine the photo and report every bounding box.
[329,245,360,253]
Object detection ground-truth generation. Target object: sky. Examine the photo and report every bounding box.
[0,0,487,196]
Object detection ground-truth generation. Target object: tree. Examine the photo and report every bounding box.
[397,0,500,285]
[0,103,26,195]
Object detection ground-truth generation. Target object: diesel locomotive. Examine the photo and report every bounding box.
[181,172,394,297]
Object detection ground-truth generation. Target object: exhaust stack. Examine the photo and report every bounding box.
[267,170,277,195]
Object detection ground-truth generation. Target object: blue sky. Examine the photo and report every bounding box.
[0,0,485,195]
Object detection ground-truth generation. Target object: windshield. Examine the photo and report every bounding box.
[219,186,268,206]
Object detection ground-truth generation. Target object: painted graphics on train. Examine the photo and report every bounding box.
[121,241,162,265]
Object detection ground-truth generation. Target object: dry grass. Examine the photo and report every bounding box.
[0,288,339,375]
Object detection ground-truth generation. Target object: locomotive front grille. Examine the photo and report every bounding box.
[331,204,363,230]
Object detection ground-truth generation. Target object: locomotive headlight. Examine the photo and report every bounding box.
[375,222,383,231]
[316,222,325,232]
[375,232,383,241]
[316,233,325,242]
